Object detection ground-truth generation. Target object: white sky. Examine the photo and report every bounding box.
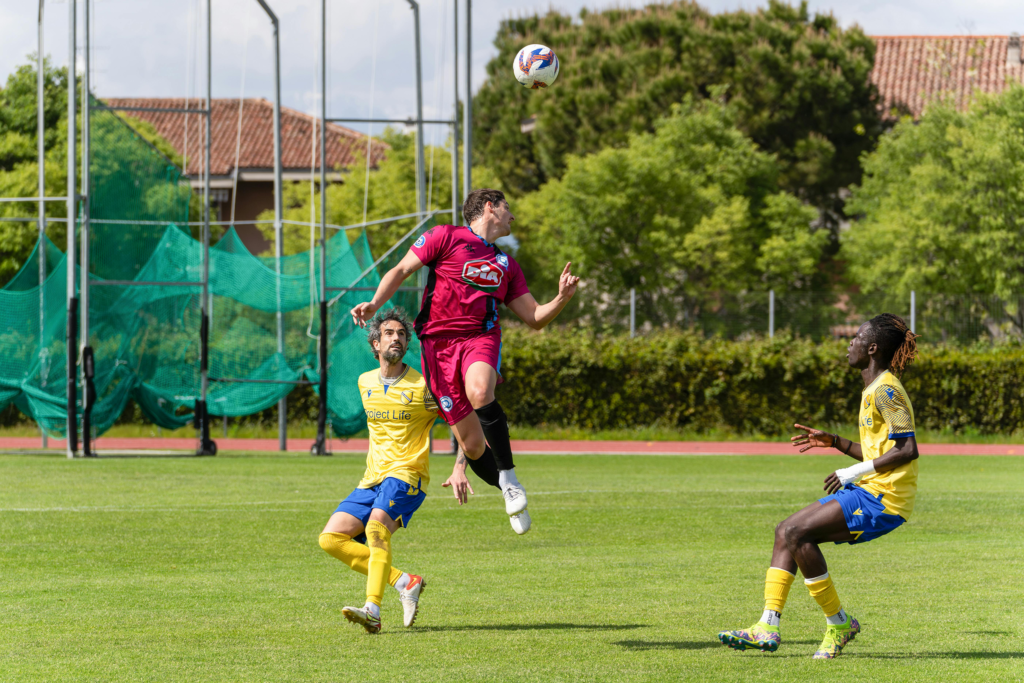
[0,0,1018,137]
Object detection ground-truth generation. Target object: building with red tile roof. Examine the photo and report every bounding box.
[101,97,387,252]
[871,34,1024,117]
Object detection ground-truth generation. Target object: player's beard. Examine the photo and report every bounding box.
[383,345,405,365]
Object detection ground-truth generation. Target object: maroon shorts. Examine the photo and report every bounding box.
[419,330,502,425]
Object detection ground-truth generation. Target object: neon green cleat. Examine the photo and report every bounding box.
[812,614,860,659]
[717,622,781,652]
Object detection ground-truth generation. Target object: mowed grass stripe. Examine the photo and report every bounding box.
[1,453,1022,682]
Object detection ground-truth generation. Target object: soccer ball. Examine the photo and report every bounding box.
[513,44,559,90]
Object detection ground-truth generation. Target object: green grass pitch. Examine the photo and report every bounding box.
[1,452,1022,681]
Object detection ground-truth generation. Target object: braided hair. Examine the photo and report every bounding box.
[866,313,919,378]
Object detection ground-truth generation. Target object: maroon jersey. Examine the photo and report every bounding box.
[410,224,530,337]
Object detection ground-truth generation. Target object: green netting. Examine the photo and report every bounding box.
[0,100,433,440]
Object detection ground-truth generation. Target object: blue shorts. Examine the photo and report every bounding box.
[819,483,905,545]
[335,477,426,540]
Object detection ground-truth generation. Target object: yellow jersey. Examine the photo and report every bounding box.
[357,365,439,490]
[856,370,918,519]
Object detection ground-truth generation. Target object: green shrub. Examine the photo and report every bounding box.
[495,328,1024,435]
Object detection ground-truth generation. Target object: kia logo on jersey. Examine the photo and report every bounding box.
[461,259,504,290]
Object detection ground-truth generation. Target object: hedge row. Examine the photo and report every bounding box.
[494,329,1024,434]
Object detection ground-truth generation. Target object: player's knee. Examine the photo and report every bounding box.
[319,531,339,553]
[459,433,486,459]
[466,384,493,409]
[780,522,805,548]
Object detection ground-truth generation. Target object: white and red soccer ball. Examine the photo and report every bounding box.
[513,44,559,90]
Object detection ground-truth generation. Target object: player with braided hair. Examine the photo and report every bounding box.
[717,313,920,660]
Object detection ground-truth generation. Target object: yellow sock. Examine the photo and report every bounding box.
[805,573,842,617]
[318,532,403,586]
[365,521,393,608]
[764,567,796,613]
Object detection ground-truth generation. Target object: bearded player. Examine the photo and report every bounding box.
[351,189,579,534]
[718,313,920,659]
[318,309,436,634]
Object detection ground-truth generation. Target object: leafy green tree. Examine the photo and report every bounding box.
[474,0,882,227]
[0,56,201,285]
[0,56,72,283]
[514,97,825,328]
[845,87,1024,311]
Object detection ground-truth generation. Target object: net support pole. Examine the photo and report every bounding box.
[629,288,635,338]
[408,0,428,295]
[196,0,216,456]
[255,0,286,453]
[65,0,77,459]
[408,0,426,216]
[37,0,48,449]
[451,0,459,223]
[80,0,94,457]
[910,290,916,332]
[463,0,472,206]
[769,289,775,338]
[312,0,330,456]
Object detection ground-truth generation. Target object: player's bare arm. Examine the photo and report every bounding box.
[441,449,475,505]
[350,250,424,327]
[823,436,917,494]
[791,423,864,459]
[506,262,580,330]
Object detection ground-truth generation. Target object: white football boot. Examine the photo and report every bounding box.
[398,574,426,627]
[502,483,528,516]
[509,509,532,535]
[342,604,381,634]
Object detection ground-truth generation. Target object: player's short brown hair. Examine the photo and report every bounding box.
[462,189,507,224]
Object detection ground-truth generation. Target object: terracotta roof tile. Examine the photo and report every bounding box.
[870,35,1024,117]
[101,97,387,176]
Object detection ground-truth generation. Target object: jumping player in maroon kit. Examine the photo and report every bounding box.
[351,189,579,534]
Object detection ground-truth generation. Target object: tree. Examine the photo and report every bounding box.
[473,0,882,229]
[0,56,199,285]
[514,97,825,328]
[845,87,1024,311]
[0,56,72,284]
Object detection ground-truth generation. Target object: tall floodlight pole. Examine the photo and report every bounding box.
[80,0,93,457]
[407,0,426,215]
[463,0,472,210]
[66,0,77,459]
[197,0,215,455]
[451,0,459,223]
[255,0,285,452]
[313,0,329,456]
[37,0,48,449]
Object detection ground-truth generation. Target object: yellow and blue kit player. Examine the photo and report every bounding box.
[318,309,438,634]
[718,313,920,660]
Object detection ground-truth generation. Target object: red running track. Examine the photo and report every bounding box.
[1,437,1022,456]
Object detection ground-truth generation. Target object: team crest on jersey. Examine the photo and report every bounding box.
[440,396,453,412]
[365,389,372,399]
[414,235,426,248]
[400,390,414,406]
[864,395,871,409]
[461,259,504,291]
[496,253,509,267]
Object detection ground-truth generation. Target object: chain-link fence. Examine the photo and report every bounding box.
[620,289,1024,344]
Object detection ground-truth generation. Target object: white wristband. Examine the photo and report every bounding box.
[835,459,875,486]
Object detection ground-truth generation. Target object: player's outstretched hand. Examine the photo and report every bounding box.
[350,301,378,328]
[823,470,843,495]
[442,469,475,505]
[558,262,580,300]
[790,423,833,453]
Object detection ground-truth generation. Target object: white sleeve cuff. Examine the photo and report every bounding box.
[836,459,875,485]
